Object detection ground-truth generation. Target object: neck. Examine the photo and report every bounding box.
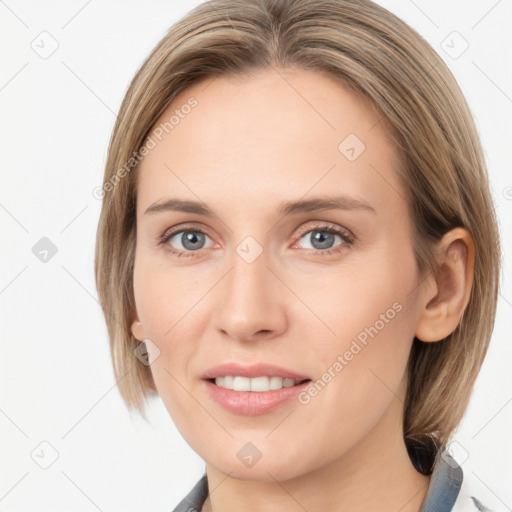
[202,390,431,512]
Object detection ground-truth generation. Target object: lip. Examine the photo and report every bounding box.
[201,362,311,381]
[203,379,312,415]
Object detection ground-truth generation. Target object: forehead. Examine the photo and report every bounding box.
[136,67,405,218]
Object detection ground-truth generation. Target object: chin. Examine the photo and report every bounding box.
[205,446,314,483]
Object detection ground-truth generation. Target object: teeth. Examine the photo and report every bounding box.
[214,376,301,391]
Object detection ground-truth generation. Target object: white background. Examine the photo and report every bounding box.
[0,0,511,510]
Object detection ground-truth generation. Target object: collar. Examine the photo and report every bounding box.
[419,448,463,511]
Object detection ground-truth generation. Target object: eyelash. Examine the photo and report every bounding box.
[158,222,355,258]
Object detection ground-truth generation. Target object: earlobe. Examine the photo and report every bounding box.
[415,228,475,343]
[130,311,146,341]
[131,320,145,341]
[128,301,147,341]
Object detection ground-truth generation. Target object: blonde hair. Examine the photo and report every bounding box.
[94,0,501,463]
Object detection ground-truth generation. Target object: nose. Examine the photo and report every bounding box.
[213,245,288,342]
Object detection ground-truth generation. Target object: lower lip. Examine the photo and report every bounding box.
[203,379,311,415]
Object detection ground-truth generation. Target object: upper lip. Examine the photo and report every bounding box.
[201,363,311,381]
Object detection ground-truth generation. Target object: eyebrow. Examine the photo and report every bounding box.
[144,195,377,217]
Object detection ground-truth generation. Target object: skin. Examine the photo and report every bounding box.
[130,67,475,512]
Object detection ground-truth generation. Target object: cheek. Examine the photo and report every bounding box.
[133,252,202,340]
[293,257,413,354]
[294,249,418,414]
[324,303,413,404]
[132,253,208,397]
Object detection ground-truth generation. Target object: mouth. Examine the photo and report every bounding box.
[203,377,313,415]
[201,363,313,414]
[206,376,312,392]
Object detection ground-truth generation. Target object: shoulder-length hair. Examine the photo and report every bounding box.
[94,0,501,456]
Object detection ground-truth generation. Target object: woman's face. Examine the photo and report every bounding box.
[131,67,427,480]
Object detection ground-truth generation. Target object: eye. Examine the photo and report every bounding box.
[159,224,214,257]
[293,223,354,255]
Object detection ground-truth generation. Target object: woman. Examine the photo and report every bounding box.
[94,0,502,510]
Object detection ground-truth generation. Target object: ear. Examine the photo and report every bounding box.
[130,307,146,342]
[415,227,475,343]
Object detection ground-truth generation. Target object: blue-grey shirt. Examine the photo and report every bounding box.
[170,448,497,511]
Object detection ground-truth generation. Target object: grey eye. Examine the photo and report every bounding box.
[169,231,213,251]
[297,230,343,251]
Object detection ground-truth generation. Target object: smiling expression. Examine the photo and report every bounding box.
[130,66,428,480]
